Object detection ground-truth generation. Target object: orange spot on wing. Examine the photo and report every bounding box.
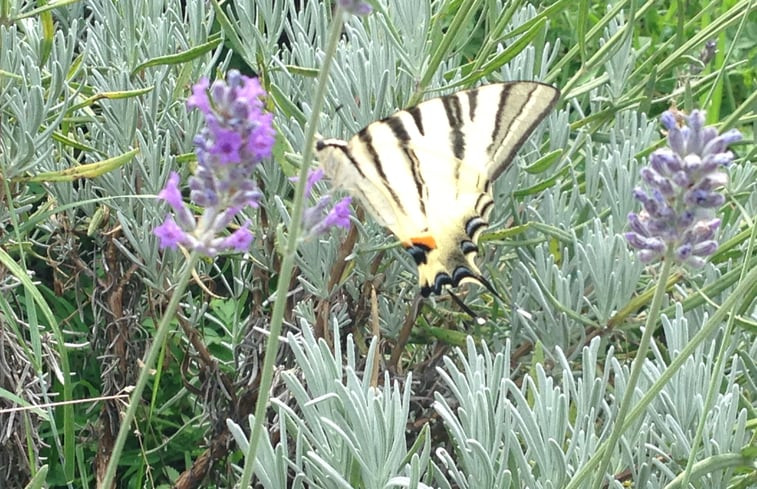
[405,234,437,250]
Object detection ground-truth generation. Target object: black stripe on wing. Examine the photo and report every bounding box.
[385,115,426,217]
[466,88,479,121]
[356,127,407,217]
[409,106,425,136]
[316,140,367,180]
[488,84,527,178]
[317,140,400,226]
[488,83,559,180]
[462,192,494,243]
[442,94,466,161]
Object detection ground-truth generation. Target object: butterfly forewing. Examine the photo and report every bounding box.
[316,81,559,296]
[485,83,560,179]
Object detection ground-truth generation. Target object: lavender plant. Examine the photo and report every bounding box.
[590,111,745,488]
[100,70,272,488]
[152,72,350,256]
[235,1,361,484]
[153,71,273,255]
[625,109,741,267]
[102,66,355,487]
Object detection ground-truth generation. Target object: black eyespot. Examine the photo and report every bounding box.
[406,245,429,265]
[465,217,487,238]
[452,267,474,286]
[460,240,478,255]
[433,273,453,294]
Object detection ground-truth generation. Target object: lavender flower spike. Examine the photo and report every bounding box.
[298,168,353,238]
[625,109,740,267]
[153,70,275,257]
[338,0,372,15]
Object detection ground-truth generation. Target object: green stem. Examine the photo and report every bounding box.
[236,8,346,489]
[591,251,675,488]
[566,262,757,489]
[664,453,757,489]
[100,252,201,488]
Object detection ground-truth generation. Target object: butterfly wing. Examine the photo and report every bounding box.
[316,82,559,296]
[474,82,560,180]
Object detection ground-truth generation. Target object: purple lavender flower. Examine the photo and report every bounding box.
[626,110,741,267]
[338,0,372,15]
[305,168,325,197]
[297,169,353,238]
[321,196,352,230]
[153,70,275,257]
[154,215,186,250]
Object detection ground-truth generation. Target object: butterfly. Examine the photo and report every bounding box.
[316,82,559,297]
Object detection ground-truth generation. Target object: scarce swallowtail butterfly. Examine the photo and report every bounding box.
[316,82,559,297]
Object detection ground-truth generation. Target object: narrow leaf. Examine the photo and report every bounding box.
[23,148,139,183]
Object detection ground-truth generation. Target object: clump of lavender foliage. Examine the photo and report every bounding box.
[626,110,741,267]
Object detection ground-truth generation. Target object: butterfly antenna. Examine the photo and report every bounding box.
[448,289,481,321]
[476,274,504,302]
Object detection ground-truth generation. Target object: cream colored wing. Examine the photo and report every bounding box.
[316,81,559,296]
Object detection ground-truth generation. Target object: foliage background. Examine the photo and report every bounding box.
[0,0,755,488]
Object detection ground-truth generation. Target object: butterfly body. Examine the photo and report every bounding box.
[316,82,559,296]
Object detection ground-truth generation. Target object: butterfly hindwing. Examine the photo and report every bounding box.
[316,81,559,296]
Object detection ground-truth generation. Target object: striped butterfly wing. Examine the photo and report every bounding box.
[316,81,559,296]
